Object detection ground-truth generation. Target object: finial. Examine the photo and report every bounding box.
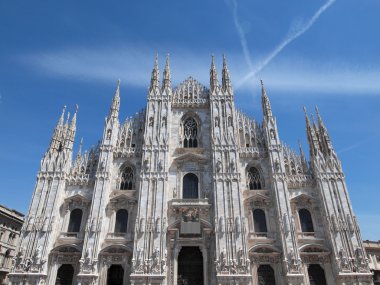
[211,54,215,67]
[315,105,320,115]
[303,106,307,116]
[58,105,67,127]
[223,54,227,66]
[155,52,158,67]
[75,104,79,113]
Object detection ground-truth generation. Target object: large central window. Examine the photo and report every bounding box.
[183,118,198,148]
[120,166,134,190]
[248,167,263,190]
[183,173,199,199]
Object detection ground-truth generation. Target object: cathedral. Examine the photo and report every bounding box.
[8,55,374,285]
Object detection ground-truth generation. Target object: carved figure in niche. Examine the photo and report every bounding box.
[173,187,177,198]
[228,116,233,127]
[144,159,149,172]
[203,187,210,199]
[33,246,42,265]
[99,159,105,171]
[158,160,163,171]
[274,158,280,172]
[215,117,220,127]
[216,158,222,173]
[270,129,276,140]
[106,129,112,139]
[149,117,154,126]
[229,159,235,172]
[162,116,167,127]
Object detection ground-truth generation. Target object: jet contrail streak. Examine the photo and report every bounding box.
[234,0,336,89]
[231,0,254,71]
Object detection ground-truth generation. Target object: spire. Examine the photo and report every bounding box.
[222,54,232,93]
[298,140,308,173]
[315,106,334,155]
[304,107,319,157]
[210,54,219,92]
[57,105,66,128]
[109,80,120,120]
[261,80,273,118]
[162,53,171,91]
[76,138,83,160]
[70,104,78,131]
[64,112,70,130]
[149,53,160,93]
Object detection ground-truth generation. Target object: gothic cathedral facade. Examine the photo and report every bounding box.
[9,55,374,285]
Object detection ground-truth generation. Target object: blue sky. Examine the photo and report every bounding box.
[0,0,379,239]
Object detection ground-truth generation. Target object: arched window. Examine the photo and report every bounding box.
[183,173,199,199]
[183,117,198,148]
[253,209,268,233]
[257,264,276,285]
[120,166,134,190]
[308,264,327,285]
[248,167,263,190]
[67,209,83,233]
[55,264,74,285]
[115,209,128,233]
[299,208,314,232]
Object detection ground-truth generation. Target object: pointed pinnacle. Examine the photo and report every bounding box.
[165,53,170,67]
[211,54,216,69]
[70,104,78,129]
[303,107,311,126]
[58,105,66,127]
[223,54,227,67]
[154,52,158,69]
[260,80,266,95]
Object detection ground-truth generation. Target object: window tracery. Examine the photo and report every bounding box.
[120,166,134,190]
[183,117,198,148]
[248,167,263,190]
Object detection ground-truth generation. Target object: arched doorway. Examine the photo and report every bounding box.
[308,264,327,285]
[177,247,203,285]
[55,264,74,285]
[257,264,276,285]
[107,265,124,285]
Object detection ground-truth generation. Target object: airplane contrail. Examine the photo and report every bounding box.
[231,0,254,71]
[232,0,337,89]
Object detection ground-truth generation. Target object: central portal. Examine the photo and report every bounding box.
[177,246,204,285]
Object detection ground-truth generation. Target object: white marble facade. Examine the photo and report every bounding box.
[8,55,374,285]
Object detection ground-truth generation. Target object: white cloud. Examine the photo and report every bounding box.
[21,46,380,96]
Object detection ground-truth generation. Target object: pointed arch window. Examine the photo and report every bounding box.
[183,117,198,148]
[308,264,327,285]
[115,209,128,233]
[248,167,263,190]
[253,209,268,233]
[67,209,82,233]
[120,166,134,190]
[299,208,314,232]
[183,173,199,199]
[257,265,276,285]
